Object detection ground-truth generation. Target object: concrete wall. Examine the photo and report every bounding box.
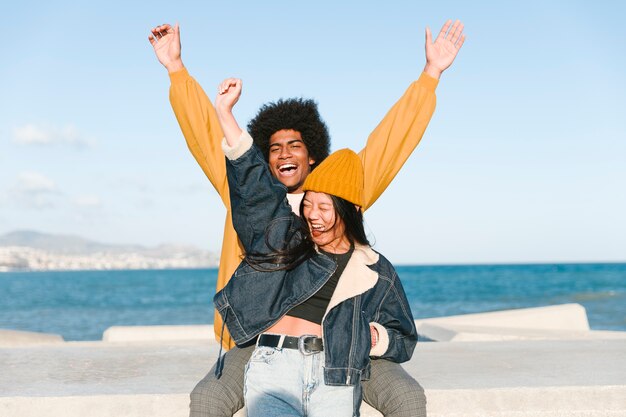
[2,304,626,416]
[98,304,594,344]
[415,303,590,331]
[1,340,625,417]
[0,329,64,347]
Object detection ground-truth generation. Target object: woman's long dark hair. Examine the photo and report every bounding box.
[245,194,369,271]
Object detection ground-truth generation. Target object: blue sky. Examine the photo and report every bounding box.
[1,0,624,264]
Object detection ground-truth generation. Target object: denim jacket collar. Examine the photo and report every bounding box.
[323,243,379,322]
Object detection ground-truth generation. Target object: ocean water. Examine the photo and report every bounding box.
[0,263,625,341]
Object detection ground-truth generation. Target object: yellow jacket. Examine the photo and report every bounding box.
[169,68,438,349]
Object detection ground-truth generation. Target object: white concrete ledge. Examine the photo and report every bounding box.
[0,395,187,417]
[418,323,626,342]
[0,329,64,346]
[1,339,625,417]
[103,325,214,343]
[3,305,624,416]
[416,303,590,331]
[98,304,594,344]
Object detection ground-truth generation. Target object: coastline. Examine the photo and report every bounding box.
[2,264,625,341]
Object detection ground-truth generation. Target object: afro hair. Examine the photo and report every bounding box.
[247,98,331,169]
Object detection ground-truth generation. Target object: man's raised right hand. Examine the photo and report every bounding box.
[148,23,184,73]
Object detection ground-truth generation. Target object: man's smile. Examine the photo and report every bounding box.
[277,163,298,176]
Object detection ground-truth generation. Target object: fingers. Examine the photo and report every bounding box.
[149,23,173,41]
[150,27,162,41]
[218,78,242,94]
[218,79,233,94]
[436,19,452,41]
[425,26,432,45]
[448,20,464,44]
[435,19,466,48]
[148,34,156,46]
[456,34,466,50]
[445,20,461,42]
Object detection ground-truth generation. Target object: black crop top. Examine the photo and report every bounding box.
[286,245,354,325]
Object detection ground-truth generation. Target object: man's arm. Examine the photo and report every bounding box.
[149,23,229,206]
[359,20,466,211]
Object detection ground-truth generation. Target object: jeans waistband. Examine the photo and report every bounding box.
[257,333,323,355]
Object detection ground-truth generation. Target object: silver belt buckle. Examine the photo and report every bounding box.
[298,334,318,355]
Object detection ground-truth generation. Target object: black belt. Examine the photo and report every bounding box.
[257,334,323,355]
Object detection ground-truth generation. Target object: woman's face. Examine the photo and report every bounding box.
[302,191,350,253]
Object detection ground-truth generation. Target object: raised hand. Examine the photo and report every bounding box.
[148,23,184,73]
[424,20,466,79]
[215,78,243,114]
[215,78,244,146]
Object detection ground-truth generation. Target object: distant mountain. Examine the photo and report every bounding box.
[0,230,142,254]
[0,230,218,272]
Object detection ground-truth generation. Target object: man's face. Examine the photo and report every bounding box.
[268,129,315,193]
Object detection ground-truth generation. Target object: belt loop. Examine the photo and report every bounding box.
[278,334,285,349]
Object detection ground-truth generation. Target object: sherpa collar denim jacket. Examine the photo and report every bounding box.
[213,132,417,386]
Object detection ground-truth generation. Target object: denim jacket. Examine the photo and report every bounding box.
[214,132,417,386]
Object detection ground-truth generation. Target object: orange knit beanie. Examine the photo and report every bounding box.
[302,148,364,206]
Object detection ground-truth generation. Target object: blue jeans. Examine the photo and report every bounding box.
[244,344,358,416]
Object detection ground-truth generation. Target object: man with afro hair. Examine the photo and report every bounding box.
[150,19,465,417]
[248,98,330,172]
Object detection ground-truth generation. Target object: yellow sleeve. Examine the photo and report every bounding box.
[169,68,230,208]
[359,72,438,211]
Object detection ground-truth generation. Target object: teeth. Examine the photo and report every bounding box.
[311,224,324,230]
[278,164,297,172]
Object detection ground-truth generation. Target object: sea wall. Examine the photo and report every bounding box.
[2,304,626,417]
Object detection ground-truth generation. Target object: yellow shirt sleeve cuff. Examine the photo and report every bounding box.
[417,71,439,92]
[168,67,190,85]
